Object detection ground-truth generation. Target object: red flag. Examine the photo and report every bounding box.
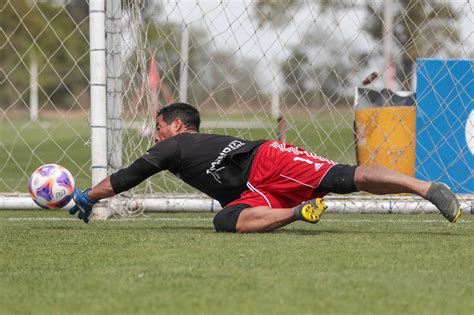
[148,56,174,110]
[148,56,160,112]
[148,57,160,92]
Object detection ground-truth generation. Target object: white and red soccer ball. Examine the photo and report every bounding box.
[28,164,75,209]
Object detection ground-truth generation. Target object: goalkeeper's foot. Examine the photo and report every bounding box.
[425,182,462,223]
[293,198,327,224]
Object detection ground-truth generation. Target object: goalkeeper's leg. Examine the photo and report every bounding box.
[424,182,462,223]
[234,206,296,233]
[232,199,327,233]
[355,165,462,223]
[292,198,327,224]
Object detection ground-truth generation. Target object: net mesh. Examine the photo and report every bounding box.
[1,0,473,213]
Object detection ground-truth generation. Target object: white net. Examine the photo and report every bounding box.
[1,0,473,213]
[1,0,91,192]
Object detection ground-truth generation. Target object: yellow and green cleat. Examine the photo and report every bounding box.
[294,198,328,224]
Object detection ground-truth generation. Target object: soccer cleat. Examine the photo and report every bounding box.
[293,198,328,224]
[425,182,462,223]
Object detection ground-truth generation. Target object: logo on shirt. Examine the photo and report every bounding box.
[292,157,324,171]
[206,140,245,183]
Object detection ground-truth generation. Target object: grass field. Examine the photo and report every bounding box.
[0,211,472,315]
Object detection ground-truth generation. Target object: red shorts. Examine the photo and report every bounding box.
[227,140,336,209]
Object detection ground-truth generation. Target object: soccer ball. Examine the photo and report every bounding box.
[28,164,75,209]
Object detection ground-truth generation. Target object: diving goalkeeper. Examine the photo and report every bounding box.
[70,103,462,232]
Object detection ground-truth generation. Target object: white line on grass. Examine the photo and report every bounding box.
[4,217,211,222]
[3,217,472,224]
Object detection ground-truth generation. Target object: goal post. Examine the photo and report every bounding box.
[89,0,107,188]
[0,1,473,216]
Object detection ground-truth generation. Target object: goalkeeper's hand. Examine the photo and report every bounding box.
[69,188,97,223]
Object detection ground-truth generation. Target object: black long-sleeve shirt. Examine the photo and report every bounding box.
[110,133,265,207]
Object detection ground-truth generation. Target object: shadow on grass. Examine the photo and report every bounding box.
[275,228,460,237]
[36,224,461,237]
[39,224,215,233]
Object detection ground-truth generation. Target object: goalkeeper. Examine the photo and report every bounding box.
[70,102,462,232]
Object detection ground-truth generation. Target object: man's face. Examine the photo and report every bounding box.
[154,115,177,143]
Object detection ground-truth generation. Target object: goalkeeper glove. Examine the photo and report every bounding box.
[69,188,97,223]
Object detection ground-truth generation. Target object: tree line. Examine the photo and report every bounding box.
[0,0,466,110]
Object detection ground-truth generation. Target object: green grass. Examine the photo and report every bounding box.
[0,211,472,315]
[1,112,356,193]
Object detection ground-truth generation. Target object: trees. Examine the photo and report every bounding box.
[142,18,261,107]
[0,0,89,109]
[253,0,462,94]
[253,1,361,101]
[364,0,461,90]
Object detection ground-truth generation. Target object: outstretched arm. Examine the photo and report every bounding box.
[88,176,115,201]
[70,158,161,223]
[86,157,162,202]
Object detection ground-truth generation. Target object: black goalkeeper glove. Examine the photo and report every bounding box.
[69,188,97,223]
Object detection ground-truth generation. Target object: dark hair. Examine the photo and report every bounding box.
[157,103,201,131]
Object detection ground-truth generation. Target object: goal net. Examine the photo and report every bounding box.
[1,0,473,216]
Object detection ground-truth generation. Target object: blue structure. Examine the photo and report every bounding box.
[415,58,473,193]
